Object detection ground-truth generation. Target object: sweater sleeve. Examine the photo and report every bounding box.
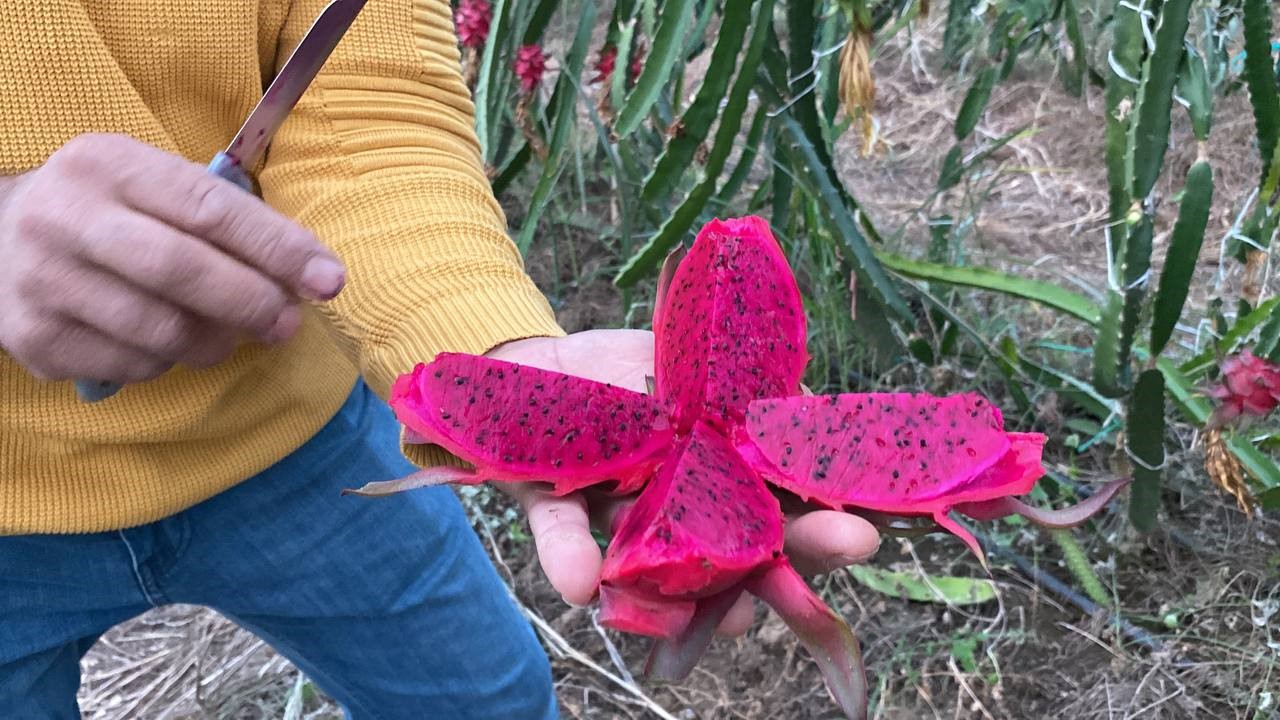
[257,0,565,404]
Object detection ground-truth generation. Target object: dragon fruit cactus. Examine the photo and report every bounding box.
[1207,349,1280,428]
[347,215,1128,720]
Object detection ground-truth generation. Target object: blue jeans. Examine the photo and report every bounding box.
[0,382,558,720]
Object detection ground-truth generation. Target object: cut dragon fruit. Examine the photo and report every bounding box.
[348,214,1126,720]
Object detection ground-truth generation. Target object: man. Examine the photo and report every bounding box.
[0,1,881,717]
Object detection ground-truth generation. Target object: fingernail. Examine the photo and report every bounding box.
[827,553,865,571]
[265,305,302,344]
[301,257,346,300]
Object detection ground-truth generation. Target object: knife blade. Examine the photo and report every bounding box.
[76,0,369,403]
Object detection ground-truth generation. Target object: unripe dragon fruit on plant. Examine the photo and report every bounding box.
[347,216,1127,720]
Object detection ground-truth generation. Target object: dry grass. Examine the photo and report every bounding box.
[79,10,1280,720]
[79,606,340,719]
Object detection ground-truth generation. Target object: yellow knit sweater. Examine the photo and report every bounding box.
[0,0,565,534]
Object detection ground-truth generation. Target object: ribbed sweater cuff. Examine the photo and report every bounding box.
[367,280,565,469]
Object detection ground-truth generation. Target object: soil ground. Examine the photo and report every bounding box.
[78,12,1280,720]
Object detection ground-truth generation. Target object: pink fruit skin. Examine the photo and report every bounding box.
[598,585,696,638]
[654,216,808,434]
[389,353,673,496]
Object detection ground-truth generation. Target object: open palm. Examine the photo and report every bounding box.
[487,329,881,635]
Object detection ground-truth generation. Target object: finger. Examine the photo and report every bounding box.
[514,487,603,607]
[113,149,345,300]
[784,511,881,577]
[34,260,260,366]
[19,317,171,383]
[75,211,299,342]
[179,322,244,370]
[714,593,756,637]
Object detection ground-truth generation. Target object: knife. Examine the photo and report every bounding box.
[75,0,369,403]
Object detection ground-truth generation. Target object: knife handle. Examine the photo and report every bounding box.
[73,153,255,403]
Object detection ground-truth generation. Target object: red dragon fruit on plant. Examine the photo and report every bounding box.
[1207,349,1280,428]
[454,0,492,50]
[590,45,618,85]
[346,216,1128,720]
[629,40,647,84]
[591,43,644,87]
[513,44,548,95]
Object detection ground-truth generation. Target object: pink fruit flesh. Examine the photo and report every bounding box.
[654,216,808,434]
[386,353,672,496]
[601,422,784,599]
[740,393,1029,509]
[740,393,1047,561]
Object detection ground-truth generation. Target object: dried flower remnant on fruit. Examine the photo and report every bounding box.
[1204,428,1255,514]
